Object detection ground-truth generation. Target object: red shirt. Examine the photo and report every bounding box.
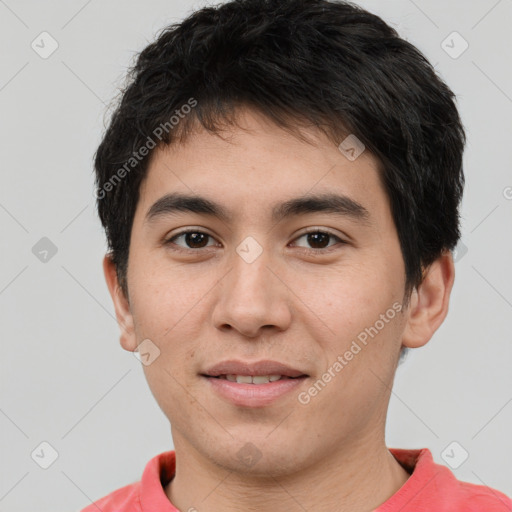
[80,448,512,511]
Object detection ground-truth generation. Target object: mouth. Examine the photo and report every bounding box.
[200,359,310,406]
[203,374,308,384]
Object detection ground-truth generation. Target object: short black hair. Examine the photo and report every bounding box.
[94,0,465,306]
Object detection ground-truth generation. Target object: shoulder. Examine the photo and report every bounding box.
[453,480,512,511]
[78,451,176,512]
[80,481,141,512]
[385,448,512,512]
[427,454,512,510]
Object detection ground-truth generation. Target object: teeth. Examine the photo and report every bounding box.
[223,374,284,384]
[236,375,253,384]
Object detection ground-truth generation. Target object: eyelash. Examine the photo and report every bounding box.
[163,228,346,254]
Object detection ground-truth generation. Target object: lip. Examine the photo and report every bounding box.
[203,375,308,407]
[202,359,308,378]
[201,359,309,407]
[201,359,309,408]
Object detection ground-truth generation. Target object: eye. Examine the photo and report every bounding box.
[164,230,218,251]
[291,229,345,251]
[164,228,345,253]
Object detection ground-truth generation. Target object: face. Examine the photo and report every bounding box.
[110,108,413,476]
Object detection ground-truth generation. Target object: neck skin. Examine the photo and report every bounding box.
[164,426,411,512]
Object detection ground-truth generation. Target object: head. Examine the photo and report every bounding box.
[97,0,464,476]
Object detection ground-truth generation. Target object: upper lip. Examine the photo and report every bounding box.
[202,360,308,378]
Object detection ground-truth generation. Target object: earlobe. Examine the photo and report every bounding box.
[401,250,455,349]
[102,254,138,352]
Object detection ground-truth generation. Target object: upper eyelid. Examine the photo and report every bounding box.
[297,227,343,238]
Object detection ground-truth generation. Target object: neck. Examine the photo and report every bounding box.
[164,431,410,512]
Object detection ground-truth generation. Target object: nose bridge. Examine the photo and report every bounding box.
[228,243,275,308]
[212,240,291,335]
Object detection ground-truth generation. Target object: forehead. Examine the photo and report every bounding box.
[136,108,387,223]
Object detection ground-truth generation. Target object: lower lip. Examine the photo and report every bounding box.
[203,376,308,407]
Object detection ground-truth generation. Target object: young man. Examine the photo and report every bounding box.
[84,0,512,510]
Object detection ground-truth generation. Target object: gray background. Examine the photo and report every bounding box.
[0,0,511,510]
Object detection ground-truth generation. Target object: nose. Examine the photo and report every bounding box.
[211,247,292,338]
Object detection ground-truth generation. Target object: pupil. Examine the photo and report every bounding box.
[308,232,329,249]
[186,232,207,248]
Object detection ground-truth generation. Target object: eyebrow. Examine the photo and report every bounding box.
[144,192,371,226]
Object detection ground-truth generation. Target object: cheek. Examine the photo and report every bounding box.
[298,261,394,331]
[134,270,203,420]
[297,260,404,381]
[128,266,210,401]
[129,256,211,336]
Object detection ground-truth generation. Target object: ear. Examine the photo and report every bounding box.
[103,254,138,352]
[401,250,455,349]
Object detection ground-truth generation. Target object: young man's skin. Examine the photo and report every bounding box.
[103,107,455,512]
